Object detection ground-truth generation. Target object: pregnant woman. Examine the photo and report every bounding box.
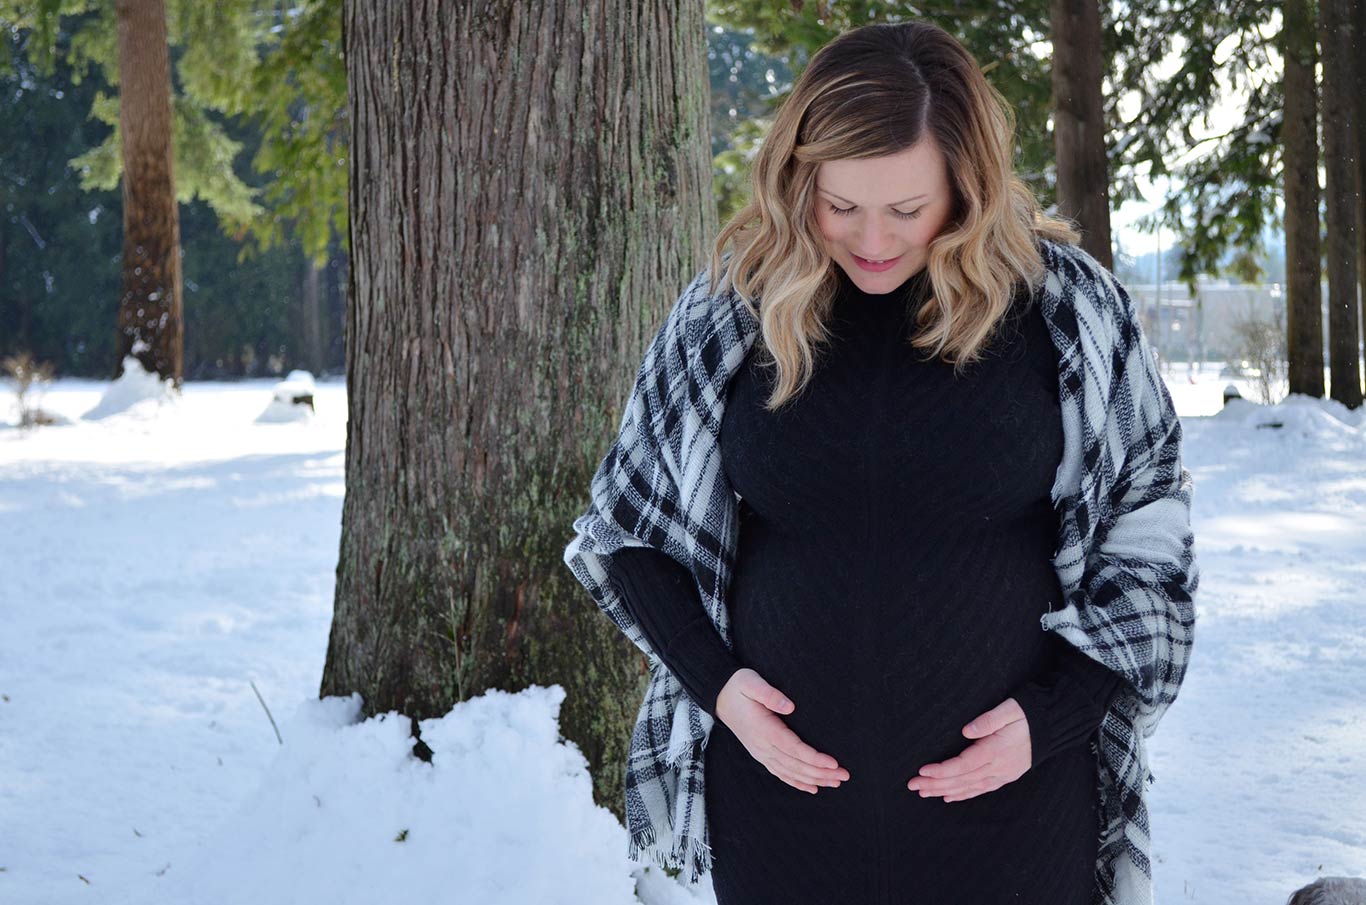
[611,257,1123,904]
[565,19,1199,905]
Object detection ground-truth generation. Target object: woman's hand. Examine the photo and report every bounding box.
[906,696,1031,801]
[716,668,850,795]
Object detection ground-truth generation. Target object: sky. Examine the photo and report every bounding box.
[1109,16,1283,260]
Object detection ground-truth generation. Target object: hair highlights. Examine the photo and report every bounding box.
[706,21,1082,410]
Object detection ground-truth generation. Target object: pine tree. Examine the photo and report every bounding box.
[1049,0,1113,267]
[1319,0,1362,406]
[1282,0,1324,397]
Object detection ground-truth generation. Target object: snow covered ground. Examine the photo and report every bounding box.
[0,363,1363,905]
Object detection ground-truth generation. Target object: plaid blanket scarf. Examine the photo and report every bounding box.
[563,237,1200,905]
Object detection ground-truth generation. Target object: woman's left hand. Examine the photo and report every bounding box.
[906,697,1032,801]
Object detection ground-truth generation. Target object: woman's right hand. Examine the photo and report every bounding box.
[715,668,851,794]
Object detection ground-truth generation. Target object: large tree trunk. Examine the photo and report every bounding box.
[1049,0,1114,269]
[321,0,715,823]
[1320,0,1362,407]
[113,0,183,386]
[1354,0,1365,367]
[1284,0,1325,398]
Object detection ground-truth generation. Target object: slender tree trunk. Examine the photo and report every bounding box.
[321,0,715,822]
[113,0,183,387]
[327,238,345,372]
[0,217,7,348]
[301,254,324,374]
[1320,0,1362,407]
[17,293,31,353]
[0,218,27,353]
[1049,0,1114,269]
[1284,0,1325,397]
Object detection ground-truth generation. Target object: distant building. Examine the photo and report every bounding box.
[1124,278,1325,363]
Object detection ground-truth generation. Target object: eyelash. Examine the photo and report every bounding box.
[827,203,923,220]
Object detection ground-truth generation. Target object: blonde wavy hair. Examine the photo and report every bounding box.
[706,20,1082,410]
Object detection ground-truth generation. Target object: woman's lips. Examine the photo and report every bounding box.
[852,253,903,272]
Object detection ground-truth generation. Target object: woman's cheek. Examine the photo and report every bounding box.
[815,211,841,243]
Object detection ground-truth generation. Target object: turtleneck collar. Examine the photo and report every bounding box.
[834,262,932,310]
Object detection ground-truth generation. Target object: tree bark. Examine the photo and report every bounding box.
[1284,0,1325,397]
[1320,0,1362,406]
[1049,0,1114,269]
[113,0,183,386]
[301,254,324,375]
[322,0,715,824]
[1354,0,1365,368]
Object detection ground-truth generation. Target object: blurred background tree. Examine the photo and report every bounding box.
[2,0,1361,399]
[0,0,347,378]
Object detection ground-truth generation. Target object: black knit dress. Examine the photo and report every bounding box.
[609,263,1123,905]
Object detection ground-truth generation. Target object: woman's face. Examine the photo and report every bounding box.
[813,139,956,294]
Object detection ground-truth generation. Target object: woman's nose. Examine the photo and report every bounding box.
[854,218,893,254]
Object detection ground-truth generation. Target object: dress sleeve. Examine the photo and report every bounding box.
[1009,636,1125,769]
[608,545,745,721]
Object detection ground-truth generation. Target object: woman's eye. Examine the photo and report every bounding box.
[826,203,923,220]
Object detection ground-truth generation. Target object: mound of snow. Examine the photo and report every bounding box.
[1210,393,1365,444]
[283,369,317,389]
[0,403,74,429]
[256,370,318,424]
[82,354,178,421]
[118,685,676,905]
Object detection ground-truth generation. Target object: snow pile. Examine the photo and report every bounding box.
[112,686,656,905]
[3,364,1363,905]
[1208,392,1365,443]
[0,390,74,428]
[255,370,318,424]
[82,353,178,421]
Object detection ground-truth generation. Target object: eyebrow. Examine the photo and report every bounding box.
[818,188,928,207]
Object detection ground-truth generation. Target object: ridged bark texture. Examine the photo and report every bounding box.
[322,0,715,826]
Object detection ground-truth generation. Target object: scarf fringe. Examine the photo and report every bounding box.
[627,821,714,885]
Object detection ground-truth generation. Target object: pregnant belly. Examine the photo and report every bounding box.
[710,527,1102,903]
[725,539,1062,795]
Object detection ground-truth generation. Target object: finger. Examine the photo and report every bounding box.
[963,712,998,737]
[909,759,994,793]
[968,698,1020,734]
[941,779,1001,801]
[771,725,844,771]
[767,747,847,786]
[916,772,999,798]
[761,763,819,794]
[917,748,988,779]
[917,775,994,797]
[753,683,794,714]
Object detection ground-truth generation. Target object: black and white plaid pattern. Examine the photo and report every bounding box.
[564,238,1199,905]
